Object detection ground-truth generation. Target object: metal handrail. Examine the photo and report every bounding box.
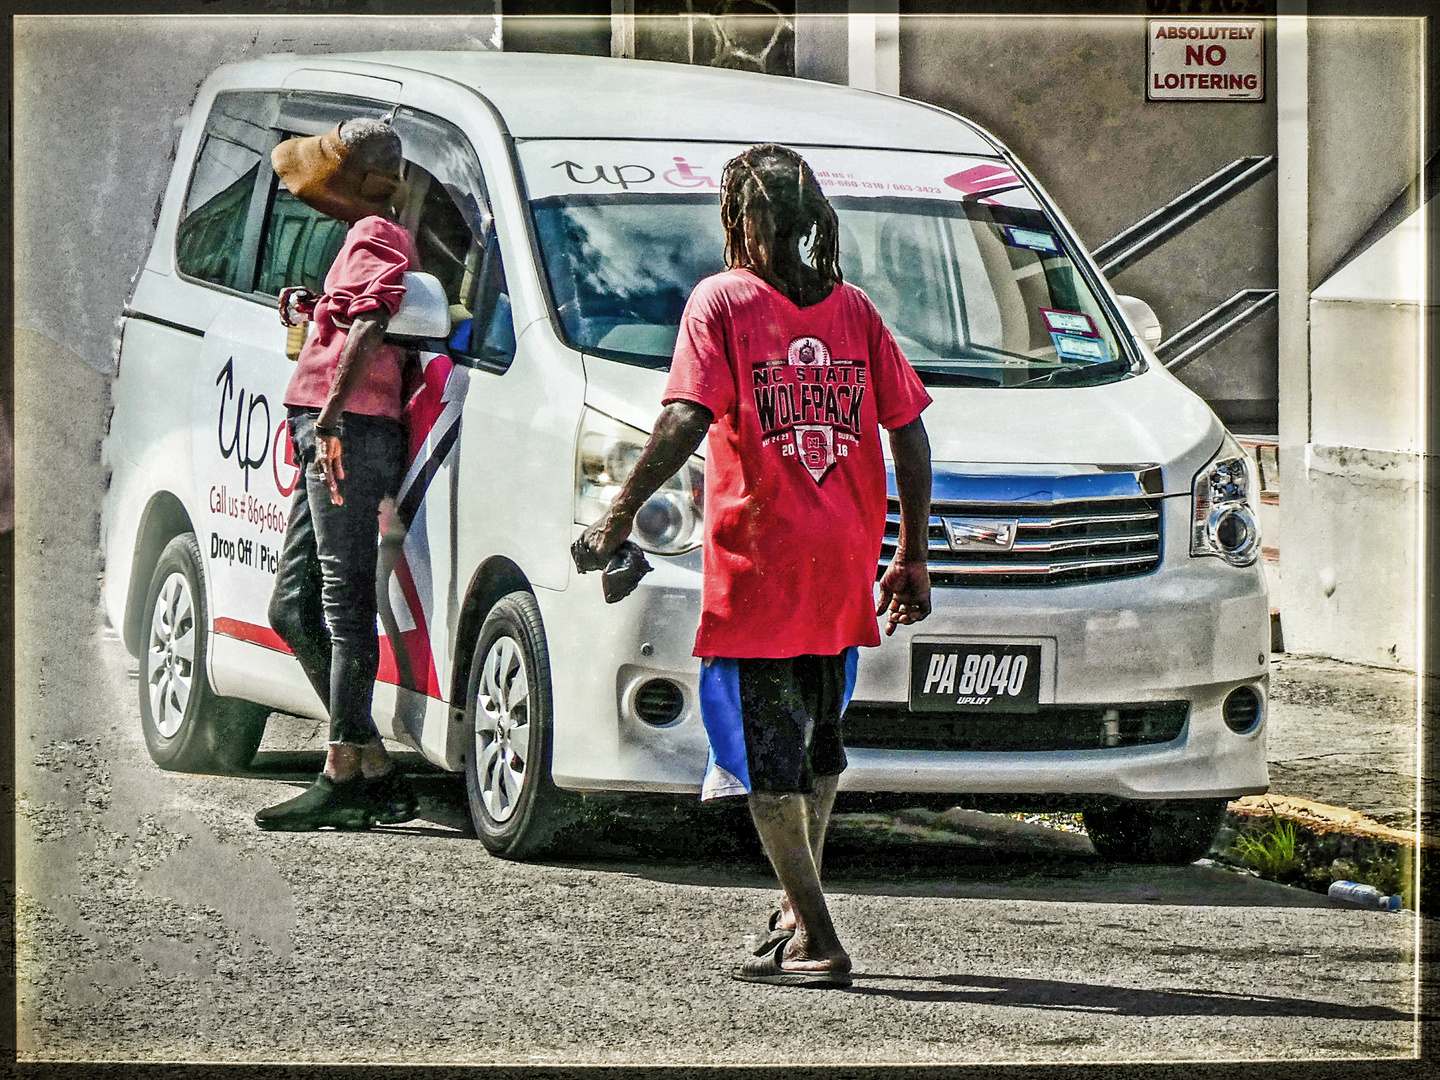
[1158,288,1278,372]
[1094,156,1276,277]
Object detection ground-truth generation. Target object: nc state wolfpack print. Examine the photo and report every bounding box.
[662,270,932,657]
[753,335,865,484]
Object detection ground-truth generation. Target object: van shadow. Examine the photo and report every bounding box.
[241,752,1341,910]
[548,799,1346,911]
[841,971,1419,1022]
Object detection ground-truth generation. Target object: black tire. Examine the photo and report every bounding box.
[138,534,268,773]
[1083,798,1230,865]
[463,591,581,859]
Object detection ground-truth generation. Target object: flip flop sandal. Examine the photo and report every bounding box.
[752,908,795,956]
[733,936,853,989]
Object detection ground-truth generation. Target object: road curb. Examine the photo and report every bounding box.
[1223,794,1433,913]
[1228,793,1430,848]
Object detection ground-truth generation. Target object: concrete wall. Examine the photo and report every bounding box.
[1280,439,1422,669]
[896,15,1280,432]
[1275,13,1426,670]
[628,5,796,73]
[1288,288,1424,668]
[1305,14,1432,286]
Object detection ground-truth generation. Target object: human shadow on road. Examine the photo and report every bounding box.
[241,750,474,834]
[842,971,1419,1021]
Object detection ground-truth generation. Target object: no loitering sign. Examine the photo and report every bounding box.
[1148,19,1265,102]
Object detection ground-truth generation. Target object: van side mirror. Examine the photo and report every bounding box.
[386,272,452,341]
[1116,295,1162,349]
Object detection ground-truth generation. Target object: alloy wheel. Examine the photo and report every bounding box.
[146,571,195,739]
[473,634,532,822]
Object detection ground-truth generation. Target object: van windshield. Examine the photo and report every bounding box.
[522,142,1137,388]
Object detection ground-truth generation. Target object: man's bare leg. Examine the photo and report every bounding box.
[749,789,849,972]
[776,774,839,931]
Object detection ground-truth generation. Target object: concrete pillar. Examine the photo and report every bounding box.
[1274,7,1425,669]
[1274,6,1309,650]
[847,2,899,95]
[611,0,635,59]
[796,3,896,93]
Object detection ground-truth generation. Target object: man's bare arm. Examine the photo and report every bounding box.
[577,400,714,564]
[876,416,932,635]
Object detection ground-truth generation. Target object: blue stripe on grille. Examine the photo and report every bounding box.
[885,466,1152,503]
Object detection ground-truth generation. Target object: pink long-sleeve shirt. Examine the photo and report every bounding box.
[283,215,420,420]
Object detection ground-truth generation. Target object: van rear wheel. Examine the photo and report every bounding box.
[138,534,268,773]
[1083,798,1230,865]
[463,591,581,859]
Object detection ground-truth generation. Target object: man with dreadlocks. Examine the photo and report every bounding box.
[578,144,932,988]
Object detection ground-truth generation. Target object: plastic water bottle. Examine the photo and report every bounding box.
[1327,880,1403,911]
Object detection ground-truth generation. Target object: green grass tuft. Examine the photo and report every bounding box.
[1233,816,1299,879]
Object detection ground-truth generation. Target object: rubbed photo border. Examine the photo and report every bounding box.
[2,1,1435,1078]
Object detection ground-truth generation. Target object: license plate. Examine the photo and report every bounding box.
[909,642,1042,713]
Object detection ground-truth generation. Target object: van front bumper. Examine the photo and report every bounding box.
[542,499,1269,802]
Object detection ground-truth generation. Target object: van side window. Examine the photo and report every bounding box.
[395,112,516,372]
[251,92,394,297]
[175,92,277,290]
[254,189,348,296]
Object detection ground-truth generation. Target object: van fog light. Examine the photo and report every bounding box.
[634,678,685,726]
[1222,686,1263,734]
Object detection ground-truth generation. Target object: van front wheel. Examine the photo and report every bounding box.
[138,534,268,773]
[463,591,580,859]
[1082,798,1230,865]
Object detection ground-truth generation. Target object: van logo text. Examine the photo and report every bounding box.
[216,357,270,492]
[552,160,655,190]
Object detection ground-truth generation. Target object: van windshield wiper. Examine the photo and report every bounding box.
[915,369,1003,387]
[1015,357,1132,387]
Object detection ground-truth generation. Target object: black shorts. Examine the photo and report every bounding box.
[697,648,857,800]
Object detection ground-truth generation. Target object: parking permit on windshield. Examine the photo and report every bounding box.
[1002,225,1058,252]
[1041,308,1097,337]
[1052,333,1110,362]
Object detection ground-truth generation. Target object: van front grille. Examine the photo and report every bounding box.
[843,702,1189,752]
[879,495,1163,587]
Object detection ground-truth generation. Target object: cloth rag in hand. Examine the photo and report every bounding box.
[570,538,653,603]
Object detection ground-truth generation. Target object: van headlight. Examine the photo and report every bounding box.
[575,408,705,555]
[1191,434,1260,566]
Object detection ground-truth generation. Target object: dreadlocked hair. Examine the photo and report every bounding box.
[720,144,843,302]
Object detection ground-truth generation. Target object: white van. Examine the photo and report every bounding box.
[102,51,1270,862]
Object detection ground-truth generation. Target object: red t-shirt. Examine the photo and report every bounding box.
[664,268,932,659]
[284,215,420,420]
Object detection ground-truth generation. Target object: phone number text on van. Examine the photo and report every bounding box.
[210,484,289,536]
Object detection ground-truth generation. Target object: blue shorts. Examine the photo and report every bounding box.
[697,648,858,801]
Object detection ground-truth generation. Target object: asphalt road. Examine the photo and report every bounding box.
[11,625,1431,1064]
[13,332,1437,1065]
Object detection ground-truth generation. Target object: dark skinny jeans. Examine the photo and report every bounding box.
[268,408,403,744]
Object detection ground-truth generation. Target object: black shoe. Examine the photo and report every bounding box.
[255,774,373,831]
[363,768,418,825]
